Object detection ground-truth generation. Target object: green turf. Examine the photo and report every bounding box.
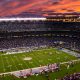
[0,47,79,80]
[1,61,80,80]
[0,47,77,73]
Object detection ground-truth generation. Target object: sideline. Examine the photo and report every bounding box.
[0,59,80,76]
[61,48,80,58]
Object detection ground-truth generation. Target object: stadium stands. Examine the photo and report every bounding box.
[0,19,80,51]
[0,19,80,32]
[61,73,80,80]
[0,18,80,80]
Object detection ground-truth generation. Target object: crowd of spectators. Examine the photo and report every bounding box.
[0,36,80,51]
[0,37,53,49]
[0,21,49,32]
[0,21,80,51]
[0,21,80,32]
[61,73,80,80]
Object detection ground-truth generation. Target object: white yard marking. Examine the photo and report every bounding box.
[14,56,24,69]
[0,54,5,72]
[9,54,19,71]
[5,57,12,72]
[21,54,30,68]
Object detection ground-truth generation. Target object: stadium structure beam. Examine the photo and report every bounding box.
[0,18,46,22]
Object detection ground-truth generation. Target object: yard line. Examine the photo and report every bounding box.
[21,54,31,68]
[31,53,41,66]
[0,54,5,73]
[5,57,12,72]
[14,55,24,69]
[9,54,18,71]
[29,53,39,67]
[22,54,35,68]
[15,54,29,69]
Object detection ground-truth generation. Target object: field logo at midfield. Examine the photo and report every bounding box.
[23,57,32,61]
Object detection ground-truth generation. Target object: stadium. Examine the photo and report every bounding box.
[0,15,80,80]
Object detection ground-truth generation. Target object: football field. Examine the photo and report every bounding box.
[0,47,77,73]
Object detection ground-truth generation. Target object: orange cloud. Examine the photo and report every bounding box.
[0,0,80,17]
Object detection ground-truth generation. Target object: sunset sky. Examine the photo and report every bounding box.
[0,0,80,17]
